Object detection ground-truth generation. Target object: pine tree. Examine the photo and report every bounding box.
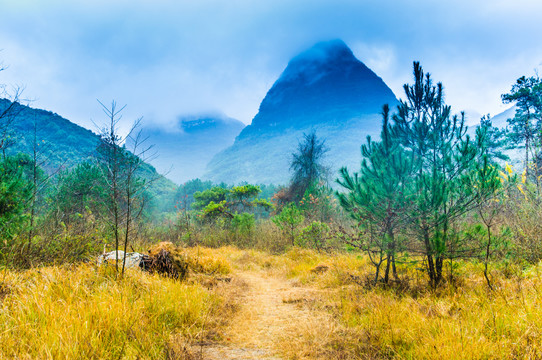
[289,131,329,202]
[478,114,509,162]
[393,62,486,287]
[0,155,31,248]
[337,104,413,284]
[502,75,542,186]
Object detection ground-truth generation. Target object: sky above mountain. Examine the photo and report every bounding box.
[1,0,541,133]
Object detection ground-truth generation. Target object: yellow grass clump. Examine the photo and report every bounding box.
[258,248,542,359]
[0,263,234,359]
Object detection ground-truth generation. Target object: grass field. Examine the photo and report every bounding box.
[1,246,541,359]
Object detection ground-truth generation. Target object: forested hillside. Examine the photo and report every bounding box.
[1,99,99,170]
[0,99,177,213]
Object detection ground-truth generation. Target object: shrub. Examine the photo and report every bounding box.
[272,203,304,245]
[297,221,330,251]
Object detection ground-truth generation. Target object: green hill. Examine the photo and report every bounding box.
[0,98,177,213]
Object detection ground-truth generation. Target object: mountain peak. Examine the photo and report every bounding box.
[245,39,397,132]
[278,39,357,83]
[178,113,244,133]
[204,40,399,185]
[291,39,355,63]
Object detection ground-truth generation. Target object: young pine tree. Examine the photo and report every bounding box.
[502,75,542,189]
[393,62,492,287]
[337,104,413,284]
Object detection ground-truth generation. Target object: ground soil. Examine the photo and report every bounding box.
[191,270,334,360]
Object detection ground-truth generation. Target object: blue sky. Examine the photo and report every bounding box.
[1,0,541,131]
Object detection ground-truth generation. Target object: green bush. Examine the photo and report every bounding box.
[297,221,330,251]
[272,204,304,246]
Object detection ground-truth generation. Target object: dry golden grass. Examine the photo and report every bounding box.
[210,247,542,359]
[250,248,542,359]
[331,271,542,359]
[2,245,542,359]
[0,261,238,359]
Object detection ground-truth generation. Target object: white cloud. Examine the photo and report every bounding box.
[0,0,541,131]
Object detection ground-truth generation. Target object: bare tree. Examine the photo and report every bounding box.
[96,100,153,276]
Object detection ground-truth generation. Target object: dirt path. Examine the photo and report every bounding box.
[194,270,334,360]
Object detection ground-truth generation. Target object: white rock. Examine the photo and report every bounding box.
[97,250,145,269]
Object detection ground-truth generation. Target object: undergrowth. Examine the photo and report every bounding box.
[220,246,542,359]
[0,260,237,359]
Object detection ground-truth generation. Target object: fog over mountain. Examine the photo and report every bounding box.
[490,107,516,129]
[137,114,245,184]
[2,1,541,132]
[204,40,398,185]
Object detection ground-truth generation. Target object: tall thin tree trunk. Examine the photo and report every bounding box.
[392,253,398,280]
[484,225,494,290]
[423,229,437,286]
[384,253,391,284]
[374,262,381,285]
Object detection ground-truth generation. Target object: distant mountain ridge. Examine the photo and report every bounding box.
[136,114,245,184]
[490,107,516,129]
[204,39,399,184]
[0,99,177,209]
[0,98,99,172]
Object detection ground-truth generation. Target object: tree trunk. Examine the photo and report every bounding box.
[374,262,381,285]
[384,253,391,284]
[484,225,494,290]
[423,229,437,286]
[392,253,398,280]
[435,255,443,286]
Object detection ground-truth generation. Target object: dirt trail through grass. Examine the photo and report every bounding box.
[194,270,334,359]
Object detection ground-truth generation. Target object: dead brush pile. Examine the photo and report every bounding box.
[142,242,232,281]
[142,242,189,280]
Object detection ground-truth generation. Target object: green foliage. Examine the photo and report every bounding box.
[297,221,329,250]
[478,115,510,161]
[337,104,413,282]
[228,184,262,213]
[202,200,229,218]
[49,162,108,225]
[230,184,260,199]
[336,63,501,287]
[0,155,32,243]
[231,213,255,236]
[502,75,542,148]
[502,74,542,184]
[391,62,500,286]
[192,187,229,211]
[0,99,177,220]
[252,198,274,211]
[298,183,337,222]
[272,203,304,245]
[196,184,274,222]
[0,99,98,172]
[175,179,214,210]
[257,184,279,201]
[289,131,329,201]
